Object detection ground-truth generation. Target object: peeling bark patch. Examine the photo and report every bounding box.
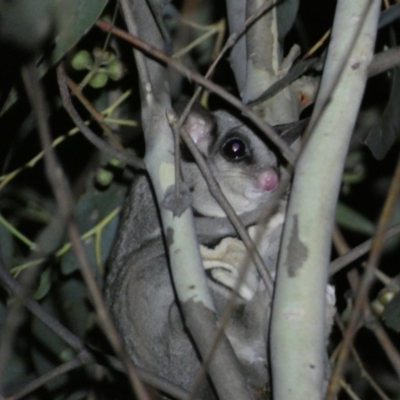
[161,184,192,217]
[286,214,308,277]
[166,227,174,247]
[351,62,360,70]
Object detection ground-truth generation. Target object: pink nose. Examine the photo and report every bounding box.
[257,169,279,192]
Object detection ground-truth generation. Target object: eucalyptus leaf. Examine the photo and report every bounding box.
[61,181,128,276]
[336,202,376,236]
[0,220,13,267]
[0,0,54,53]
[277,0,300,40]
[38,0,109,75]
[0,302,33,392]
[378,4,400,29]
[34,267,52,300]
[31,278,92,392]
[364,68,400,160]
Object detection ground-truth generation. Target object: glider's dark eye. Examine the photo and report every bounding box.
[221,137,249,161]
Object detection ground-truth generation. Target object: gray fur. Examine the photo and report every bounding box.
[106,107,285,399]
[181,109,279,217]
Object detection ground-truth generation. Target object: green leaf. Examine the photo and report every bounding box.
[378,4,400,29]
[61,181,127,276]
[336,202,376,236]
[0,302,32,389]
[277,0,300,40]
[34,267,52,300]
[31,277,92,393]
[0,220,14,267]
[0,0,54,53]
[39,0,109,75]
[364,68,400,160]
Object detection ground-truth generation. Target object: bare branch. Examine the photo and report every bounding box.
[330,222,400,276]
[271,1,381,399]
[329,149,400,398]
[57,63,145,169]
[117,1,256,398]
[95,19,296,165]
[21,62,150,400]
[369,46,400,77]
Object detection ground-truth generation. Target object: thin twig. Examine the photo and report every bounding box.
[56,63,144,169]
[333,231,396,399]
[332,225,361,291]
[332,225,395,288]
[22,62,150,400]
[369,46,400,77]
[0,261,86,352]
[335,315,391,400]
[0,266,33,388]
[365,309,400,379]
[65,76,125,150]
[176,0,279,149]
[0,259,189,399]
[165,2,285,295]
[188,175,290,398]
[339,379,361,400]
[0,65,71,388]
[120,1,256,398]
[4,357,86,400]
[67,218,150,400]
[95,19,296,165]
[330,222,400,276]
[175,0,278,131]
[179,123,273,293]
[140,3,287,392]
[328,149,400,398]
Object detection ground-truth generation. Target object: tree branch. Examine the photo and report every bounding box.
[22,62,150,400]
[119,1,254,399]
[95,19,296,165]
[57,63,144,169]
[270,1,381,399]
